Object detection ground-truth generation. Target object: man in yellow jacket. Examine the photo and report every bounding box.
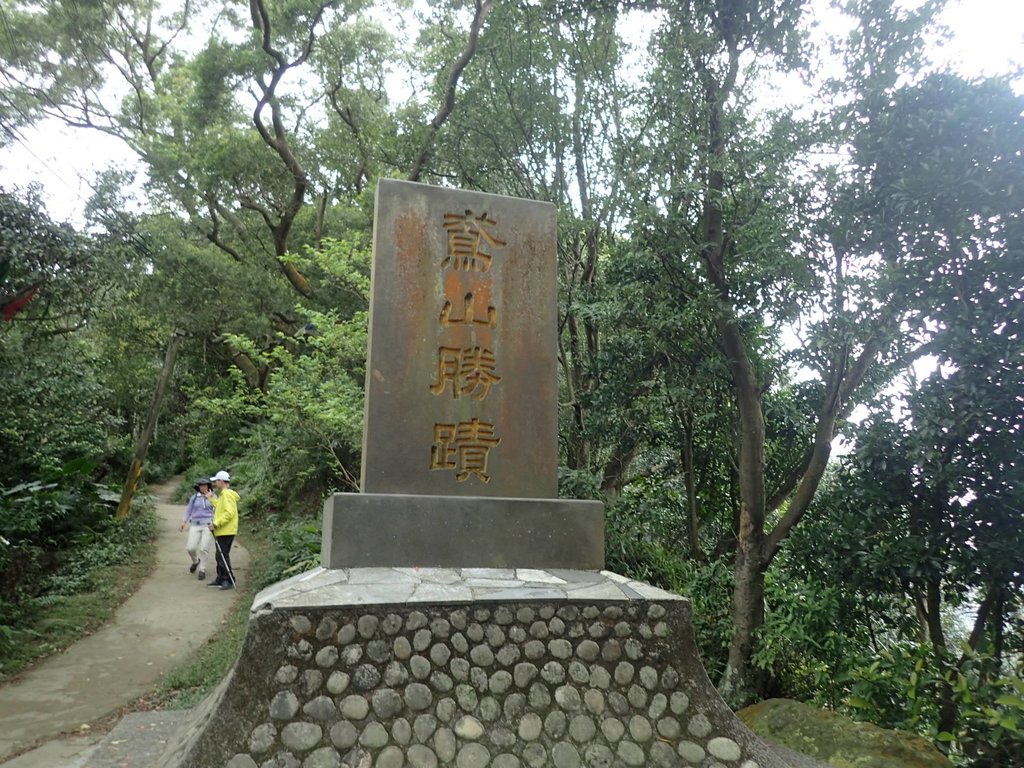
[207,470,240,590]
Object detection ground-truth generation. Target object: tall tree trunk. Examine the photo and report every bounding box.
[116,330,185,519]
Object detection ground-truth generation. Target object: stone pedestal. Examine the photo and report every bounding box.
[321,494,605,570]
[160,568,787,768]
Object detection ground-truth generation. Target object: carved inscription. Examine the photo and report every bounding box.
[431,209,505,481]
[430,419,501,482]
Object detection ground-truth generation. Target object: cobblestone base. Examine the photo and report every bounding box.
[158,568,787,768]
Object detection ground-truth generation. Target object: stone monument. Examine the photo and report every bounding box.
[322,180,604,570]
[158,181,790,768]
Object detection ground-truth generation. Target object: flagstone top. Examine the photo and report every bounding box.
[253,568,682,613]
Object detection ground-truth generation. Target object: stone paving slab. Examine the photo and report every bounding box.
[82,711,189,768]
[251,567,680,614]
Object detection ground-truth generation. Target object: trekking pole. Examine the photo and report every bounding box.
[212,535,237,587]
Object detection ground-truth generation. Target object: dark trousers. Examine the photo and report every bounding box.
[214,534,235,584]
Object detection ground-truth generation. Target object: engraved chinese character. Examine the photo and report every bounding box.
[429,419,501,482]
[440,292,497,328]
[455,418,500,482]
[442,210,506,272]
[459,347,501,400]
[430,347,463,398]
[430,423,458,470]
[429,346,501,400]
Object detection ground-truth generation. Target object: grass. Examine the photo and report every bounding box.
[143,524,272,710]
[0,506,158,682]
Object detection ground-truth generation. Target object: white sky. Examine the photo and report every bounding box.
[0,0,1021,224]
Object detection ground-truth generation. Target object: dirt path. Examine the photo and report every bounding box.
[0,479,250,763]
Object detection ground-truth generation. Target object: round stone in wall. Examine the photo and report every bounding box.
[330,721,358,749]
[649,740,681,767]
[628,714,653,742]
[305,745,342,768]
[434,727,456,762]
[670,691,690,715]
[493,606,514,624]
[449,609,467,631]
[281,722,322,752]
[600,717,625,742]
[382,613,403,635]
[544,710,567,738]
[340,694,370,720]
[540,661,565,684]
[522,743,546,768]
[687,713,713,739]
[304,695,337,720]
[352,664,381,690]
[454,715,485,740]
[456,742,491,768]
[466,623,484,642]
[358,722,388,749]
[549,639,572,659]
[568,714,596,743]
[492,754,520,768]
[470,644,495,667]
[549,617,566,636]
[408,744,439,768]
[479,696,501,722]
[383,662,407,688]
[372,689,403,719]
[367,639,391,663]
[590,666,611,689]
[226,755,258,768]
[624,639,643,661]
[486,625,506,647]
[575,639,600,662]
[430,643,451,666]
[661,667,680,690]
[551,741,581,768]
[677,741,706,763]
[393,636,413,660]
[407,611,428,631]
[327,671,351,695]
[430,670,454,693]
[316,645,339,668]
[649,692,668,719]
[410,655,431,679]
[518,712,542,740]
[514,663,538,688]
[496,644,520,666]
[376,746,404,768]
[616,740,646,767]
[269,691,300,720]
[614,662,635,685]
[405,682,434,711]
[337,624,356,645]
[583,688,605,715]
[430,617,451,638]
[554,684,581,711]
[583,743,614,768]
[276,664,299,685]
[436,697,457,723]
[657,716,680,739]
[290,615,312,635]
[249,723,276,754]
[414,628,433,651]
[707,737,742,762]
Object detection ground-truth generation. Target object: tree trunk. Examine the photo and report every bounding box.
[116,330,185,518]
[719,541,766,706]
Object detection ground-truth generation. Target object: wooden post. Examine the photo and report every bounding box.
[116,330,185,519]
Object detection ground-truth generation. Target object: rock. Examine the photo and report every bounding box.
[737,698,954,768]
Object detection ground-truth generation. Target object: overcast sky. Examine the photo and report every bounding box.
[1,0,1021,224]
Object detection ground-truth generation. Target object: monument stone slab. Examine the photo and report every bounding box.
[321,180,603,568]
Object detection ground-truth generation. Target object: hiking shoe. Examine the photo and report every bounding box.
[219,582,234,590]
[207,580,224,587]
[189,561,198,574]
[197,570,206,581]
